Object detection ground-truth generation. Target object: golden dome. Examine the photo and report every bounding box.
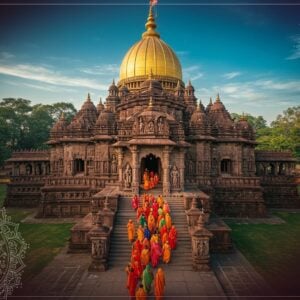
[119,6,182,84]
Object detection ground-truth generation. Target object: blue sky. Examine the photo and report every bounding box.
[0,0,299,123]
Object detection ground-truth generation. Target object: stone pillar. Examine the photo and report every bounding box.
[192,212,213,272]
[88,211,110,272]
[116,148,124,189]
[162,146,171,195]
[131,146,139,195]
[178,148,185,191]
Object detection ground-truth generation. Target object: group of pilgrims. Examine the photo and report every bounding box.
[126,194,178,299]
[143,169,160,191]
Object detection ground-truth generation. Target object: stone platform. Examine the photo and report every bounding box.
[14,246,273,299]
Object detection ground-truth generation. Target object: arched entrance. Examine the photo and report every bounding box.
[140,153,162,186]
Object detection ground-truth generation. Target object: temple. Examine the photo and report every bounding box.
[5,6,299,219]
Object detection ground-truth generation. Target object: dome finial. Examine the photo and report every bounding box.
[99,97,102,104]
[216,93,220,102]
[112,78,115,85]
[142,4,160,38]
[87,93,91,101]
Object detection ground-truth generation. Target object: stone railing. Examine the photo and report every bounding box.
[213,176,260,187]
[259,175,296,184]
[10,175,46,183]
[45,176,110,188]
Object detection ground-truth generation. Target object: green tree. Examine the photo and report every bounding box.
[257,106,300,158]
[231,113,267,132]
[0,98,77,166]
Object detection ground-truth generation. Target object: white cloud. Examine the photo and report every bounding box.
[80,64,119,76]
[286,34,300,60]
[222,72,241,80]
[183,65,204,82]
[0,63,108,91]
[254,79,300,92]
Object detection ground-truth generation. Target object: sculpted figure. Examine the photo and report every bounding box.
[148,120,154,133]
[139,118,144,134]
[158,118,164,133]
[170,165,180,188]
[124,164,132,188]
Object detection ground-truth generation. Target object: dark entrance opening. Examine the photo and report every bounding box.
[140,154,161,182]
[74,159,84,174]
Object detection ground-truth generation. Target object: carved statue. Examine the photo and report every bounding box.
[170,165,180,188]
[124,164,132,188]
[139,118,144,134]
[158,118,164,133]
[148,120,154,133]
[92,239,104,258]
[195,239,208,257]
[111,155,117,173]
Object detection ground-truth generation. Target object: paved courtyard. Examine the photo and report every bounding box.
[15,246,273,299]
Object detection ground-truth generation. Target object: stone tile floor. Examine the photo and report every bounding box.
[15,246,273,299]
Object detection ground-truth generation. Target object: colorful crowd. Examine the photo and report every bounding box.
[143,169,160,190]
[126,194,178,299]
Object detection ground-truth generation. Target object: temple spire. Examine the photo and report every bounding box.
[142,4,160,38]
[87,93,91,102]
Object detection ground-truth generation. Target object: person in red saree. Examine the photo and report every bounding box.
[168,225,177,250]
[133,239,143,255]
[150,241,162,268]
[131,194,139,210]
[152,199,158,217]
[154,173,159,185]
[133,259,143,279]
[127,266,138,299]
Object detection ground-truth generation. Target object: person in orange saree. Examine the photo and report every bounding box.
[165,213,172,230]
[168,225,177,250]
[157,195,164,208]
[127,219,135,243]
[143,170,149,190]
[154,268,166,300]
[137,225,145,242]
[163,201,170,214]
[141,245,150,268]
[136,283,147,300]
[127,266,138,299]
[162,240,171,264]
[147,211,156,233]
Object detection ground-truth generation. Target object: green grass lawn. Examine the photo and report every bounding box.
[0,184,74,282]
[226,212,300,294]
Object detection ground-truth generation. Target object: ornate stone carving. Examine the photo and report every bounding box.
[170,165,180,188]
[124,164,132,188]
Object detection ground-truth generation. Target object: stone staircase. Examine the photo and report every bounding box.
[109,196,136,269]
[164,195,193,270]
[109,193,193,271]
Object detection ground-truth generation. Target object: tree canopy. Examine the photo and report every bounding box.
[232,106,300,158]
[0,98,77,166]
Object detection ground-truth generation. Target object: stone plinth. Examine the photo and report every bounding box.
[192,216,213,272]
[88,211,110,272]
[69,213,93,252]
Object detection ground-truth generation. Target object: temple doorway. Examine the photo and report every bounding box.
[140,154,162,189]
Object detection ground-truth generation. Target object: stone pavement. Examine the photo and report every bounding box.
[15,245,273,299]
